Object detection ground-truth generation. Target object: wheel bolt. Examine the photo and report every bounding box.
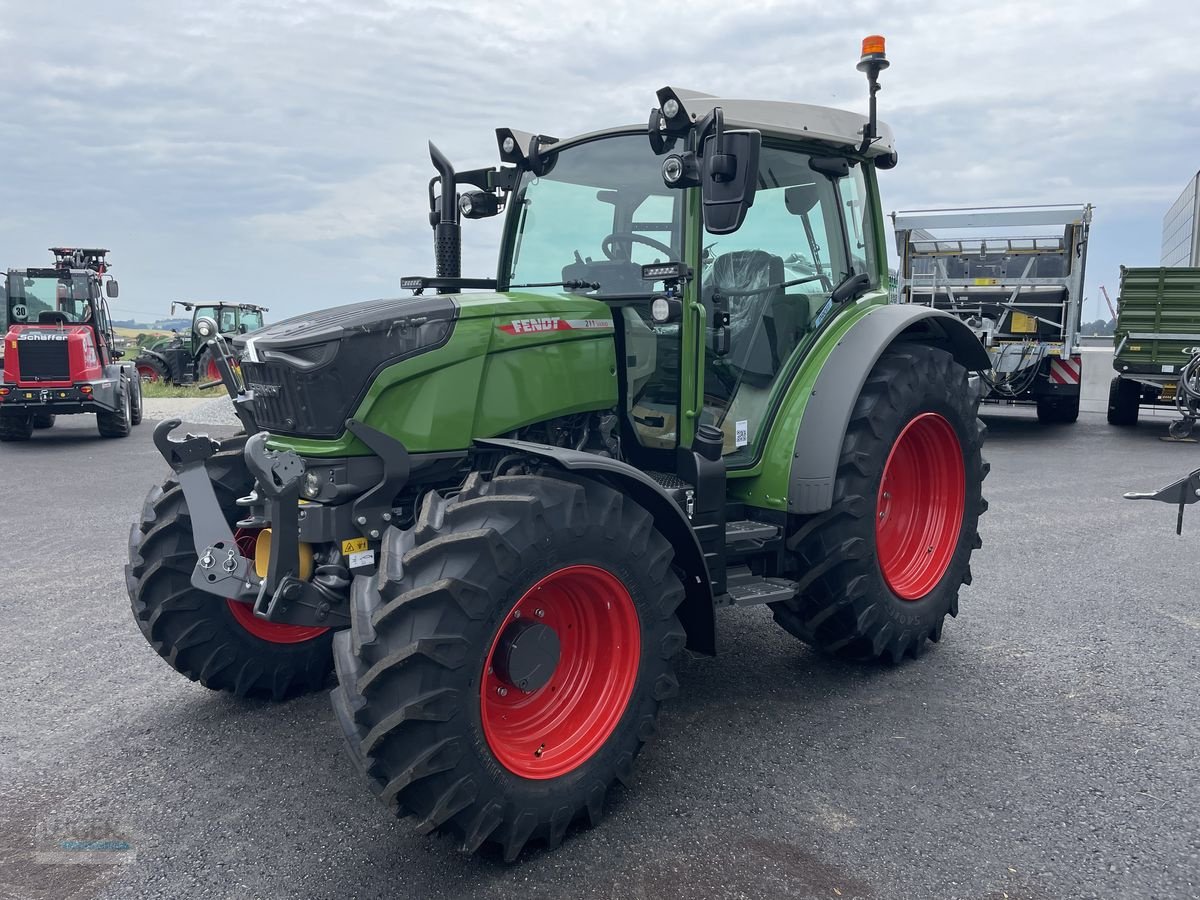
[496,687,508,697]
[535,608,544,618]
[513,610,521,619]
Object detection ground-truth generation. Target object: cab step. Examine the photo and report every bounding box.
[722,565,797,607]
[724,519,780,548]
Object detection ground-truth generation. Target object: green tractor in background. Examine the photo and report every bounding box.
[127,38,989,861]
[133,300,267,384]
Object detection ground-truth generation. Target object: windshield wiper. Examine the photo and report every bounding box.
[509,279,600,291]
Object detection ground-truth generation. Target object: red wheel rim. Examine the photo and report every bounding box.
[876,413,966,600]
[481,565,641,779]
[137,364,160,383]
[224,529,330,644]
[205,357,221,381]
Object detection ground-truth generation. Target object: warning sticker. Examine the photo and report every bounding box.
[342,537,368,555]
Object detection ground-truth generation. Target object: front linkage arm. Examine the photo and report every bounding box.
[1124,467,1200,534]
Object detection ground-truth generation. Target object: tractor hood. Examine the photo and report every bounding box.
[236,295,458,438]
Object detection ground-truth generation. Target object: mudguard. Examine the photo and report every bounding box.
[789,305,990,514]
[475,437,716,655]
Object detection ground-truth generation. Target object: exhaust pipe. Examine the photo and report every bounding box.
[428,142,461,291]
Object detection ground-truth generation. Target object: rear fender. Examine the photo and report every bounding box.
[788,305,990,514]
[475,438,716,655]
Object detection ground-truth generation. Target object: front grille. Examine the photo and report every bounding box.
[16,340,70,381]
[242,359,327,433]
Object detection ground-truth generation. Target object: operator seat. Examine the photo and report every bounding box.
[707,250,804,387]
[38,311,70,325]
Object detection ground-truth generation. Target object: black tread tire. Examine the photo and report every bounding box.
[330,472,687,861]
[1107,376,1140,426]
[770,342,988,662]
[32,412,55,429]
[97,379,132,439]
[124,441,334,700]
[136,356,171,385]
[1036,394,1079,424]
[196,348,219,383]
[129,374,144,426]
[0,412,34,442]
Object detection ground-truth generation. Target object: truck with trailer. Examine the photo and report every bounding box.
[1107,266,1200,435]
[891,204,1092,424]
[1,248,142,441]
[126,39,993,860]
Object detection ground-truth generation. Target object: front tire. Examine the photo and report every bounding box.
[331,472,686,860]
[125,440,334,700]
[771,343,988,662]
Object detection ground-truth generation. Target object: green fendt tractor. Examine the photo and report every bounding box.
[134,301,267,384]
[127,38,990,860]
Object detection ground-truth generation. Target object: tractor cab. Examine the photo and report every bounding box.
[135,300,267,384]
[0,248,141,441]
[3,248,122,377]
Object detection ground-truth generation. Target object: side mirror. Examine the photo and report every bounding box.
[106,280,119,298]
[701,128,760,235]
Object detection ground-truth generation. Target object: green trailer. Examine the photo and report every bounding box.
[1108,266,1200,433]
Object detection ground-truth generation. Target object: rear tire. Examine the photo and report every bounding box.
[124,440,334,700]
[97,379,132,439]
[330,472,686,860]
[0,412,34,442]
[1107,376,1140,426]
[771,343,988,662]
[1037,394,1079,424]
[32,412,55,429]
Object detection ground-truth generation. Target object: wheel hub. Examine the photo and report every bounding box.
[492,620,560,693]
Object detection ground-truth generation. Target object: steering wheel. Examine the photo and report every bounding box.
[602,233,675,261]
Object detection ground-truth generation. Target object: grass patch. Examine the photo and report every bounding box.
[140,381,209,399]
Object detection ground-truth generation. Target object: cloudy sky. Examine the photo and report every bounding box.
[1,0,1197,324]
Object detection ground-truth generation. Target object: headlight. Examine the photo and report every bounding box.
[195,316,217,338]
[302,470,323,499]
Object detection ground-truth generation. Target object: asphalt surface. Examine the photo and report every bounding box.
[1,408,1198,900]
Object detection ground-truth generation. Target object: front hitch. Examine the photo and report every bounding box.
[153,420,259,602]
[151,420,349,628]
[1124,467,1200,534]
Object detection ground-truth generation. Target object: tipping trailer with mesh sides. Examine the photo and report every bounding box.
[891,205,1093,423]
[1108,267,1200,434]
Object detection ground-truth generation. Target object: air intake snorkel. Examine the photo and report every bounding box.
[427,142,461,292]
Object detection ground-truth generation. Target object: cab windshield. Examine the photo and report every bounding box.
[506,134,682,295]
[6,274,93,324]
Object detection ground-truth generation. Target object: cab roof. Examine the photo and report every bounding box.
[531,87,895,159]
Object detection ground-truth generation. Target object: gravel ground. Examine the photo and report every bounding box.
[140,397,241,427]
[0,407,1198,899]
